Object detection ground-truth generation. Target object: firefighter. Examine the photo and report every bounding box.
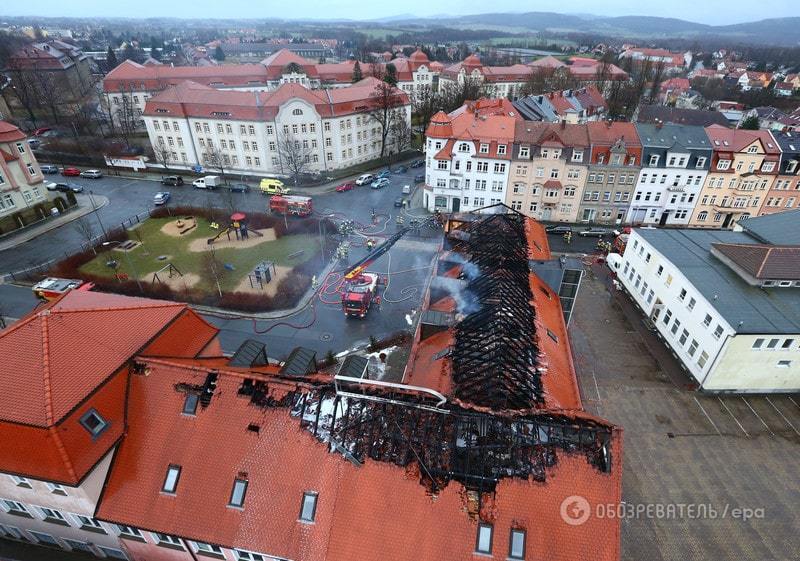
[396,214,404,226]
[563,231,572,244]
[366,238,375,251]
[371,208,376,224]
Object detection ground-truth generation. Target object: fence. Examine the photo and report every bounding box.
[1,208,156,284]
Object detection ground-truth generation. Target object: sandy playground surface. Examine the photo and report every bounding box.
[233,265,292,297]
[160,217,198,237]
[188,228,277,252]
[143,272,201,291]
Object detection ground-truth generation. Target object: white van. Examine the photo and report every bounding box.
[192,175,220,189]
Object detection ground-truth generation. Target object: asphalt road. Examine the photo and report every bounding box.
[0,163,439,359]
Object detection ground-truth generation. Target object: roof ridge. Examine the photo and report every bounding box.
[47,426,78,481]
[53,301,184,314]
[41,312,55,426]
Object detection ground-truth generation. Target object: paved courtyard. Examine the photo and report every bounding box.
[570,265,800,561]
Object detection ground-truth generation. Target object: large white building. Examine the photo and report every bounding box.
[618,211,800,392]
[628,123,712,226]
[0,121,53,228]
[104,49,433,129]
[423,99,519,213]
[142,77,410,175]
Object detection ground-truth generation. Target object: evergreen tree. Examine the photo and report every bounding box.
[106,46,118,69]
[384,63,398,86]
[213,45,225,61]
[739,115,760,130]
[352,60,363,82]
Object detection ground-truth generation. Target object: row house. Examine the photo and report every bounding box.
[0,121,51,227]
[507,121,590,223]
[6,40,92,102]
[689,126,780,228]
[512,86,607,124]
[578,122,642,224]
[142,77,410,175]
[628,123,712,226]
[103,49,433,127]
[760,131,800,215]
[423,99,519,213]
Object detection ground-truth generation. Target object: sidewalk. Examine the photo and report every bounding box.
[0,195,110,252]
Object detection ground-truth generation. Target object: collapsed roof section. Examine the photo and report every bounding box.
[447,213,544,410]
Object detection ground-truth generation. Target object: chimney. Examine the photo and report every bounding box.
[561,119,566,129]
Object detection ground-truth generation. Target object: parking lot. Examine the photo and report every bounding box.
[570,266,800,561]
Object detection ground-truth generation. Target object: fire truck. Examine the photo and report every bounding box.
[340,217,435,318]
[269,194,313,216]
[32,277,94,301]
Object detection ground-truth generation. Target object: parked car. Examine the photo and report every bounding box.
[161,176,184,186]
[27,138,42,149]
[545,225,572,235]
[402,185,411,195]
[336,182,355,192]
[45,182,59,191]
[228,183,250,193]
[376,170,391,179]
[40,164,59,174]
[414,174,425,183]
[153,191,171,205]
[32,127,51,136]
[410,159,424,168]
[66,182,84,193]
[393,165,408,174]
[394,196,405,207]
[49,182,82,193]
[193,176,221,190]
[355,174,374,186]
[578,227,611,237]
[80,169,103,179]
[371,178,390,189]
[61,167,81,176]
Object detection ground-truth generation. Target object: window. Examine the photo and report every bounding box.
[497,144,506,155]
[509,529,526,559]
[182,393,199,415]
[162,465,181,494]
[717,159,730,170]
[79,409,108,437]
[752,338,765,349]
[154,533,185,549]
[518,146,529,158]
[29,531,60,546]
[572,150,583,162]
[648,154,659,166]
[229,478,248,508]
[300,492,318,522]
[703,314,712,327]
[782,339,795,349]
[73,514,106,533]
[696,157,707,168]
[193,542,224,557]
[671,319,681,336]
[713,325,723,339]
[64,539,93,553]
[98,547,128,559]
[678,288,687,301]
[116,525,144,540]
[679,329,689,346]
[9,475,31,488]
[38,507,68,525]
[688,340,699,357]
[476,523,493,554]
[479,143,489,154]
[1,500,30,517]
[235,550,266,561]
[687,297,696,310]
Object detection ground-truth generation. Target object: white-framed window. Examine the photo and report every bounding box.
[713,325,723,339]
[497,144,507,155]
[192,542,224,556]
[300,492,318,522]
[28,531,61,547]
[234,549,267,561]
[98,546,128,559]
[648,154,659,166]
[37,506,69,525]
[1,499,30,516]
[8,475,32,488]
[717,159,731,170]
[518,146,529,158]
[153,533,185,549]
[479,143,489,154]
[72,513,106,533]
[696,157,707,168]
[572,150,583,162]
[116,525,144,540]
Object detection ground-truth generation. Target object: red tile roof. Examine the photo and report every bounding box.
[0,120,26,143]
[0,291,185,427]
[425,98,520,150]
[705,124,781,154]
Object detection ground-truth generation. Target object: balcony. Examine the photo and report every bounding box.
[666,185,685,192]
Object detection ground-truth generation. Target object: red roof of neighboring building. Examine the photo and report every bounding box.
[528,55,566,69]
[0,120,26,143]
[705,124,781,154]
[425,98,520,147]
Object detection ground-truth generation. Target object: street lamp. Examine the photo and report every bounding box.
[88,190,107,239]
[102,240,143,292]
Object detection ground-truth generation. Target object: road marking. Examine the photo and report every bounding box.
[718,397,749,437]
[766,397,800,437]
[693,396,722,436]
[741,397,774,436]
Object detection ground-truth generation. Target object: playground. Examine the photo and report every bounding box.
[78,213,319,296]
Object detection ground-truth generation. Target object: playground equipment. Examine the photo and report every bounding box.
[151,263,184,284]
[206,212,264,245]
[247,260,277,290]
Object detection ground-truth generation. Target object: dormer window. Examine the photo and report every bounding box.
[458,142,470,152]
[648,154,659,166]
[479,143,489,154]
[79,409,108,437]
[717,159,731,170]
[747,145,758,153]
[518,146,530,158]
[611,154,622,165]
[787,160,798,173]
[628,155,636,165]
[696,157,707,168]
[572,150,583,162]
[497,144,506,155]
[162,465,181,494]
[292,108,303,116]
[762,162,775,173]
[597,153,605,164]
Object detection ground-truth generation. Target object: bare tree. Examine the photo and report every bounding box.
[439,77,484,113]
[73,216,96,254]
[368,80,406,158]
[202,141,229,184]
[410,86,441,138]
[648,60,667,104]
[153,141,173,175]
[6,69,40,126]
[200,249,224,298]
[115,82,141,148]
[276,131,313,187]
[389,109,412,159]
[32,71,64,124]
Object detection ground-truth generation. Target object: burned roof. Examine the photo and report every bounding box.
[447,213,544,410]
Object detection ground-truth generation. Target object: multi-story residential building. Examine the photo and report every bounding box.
[507,121,590,222]
[5,40,92,101]
[618,211,800,392]
[628,123,711,226]
[1,215,624,561]
[619,48,692,73]
[689,125,780,228]
[104,49,434,128]
[0,292,221,558]
[578,122,642,224]
[423,98,519,213]
[760,130,800,215]
[512,86,607,124]
[142,77,410,175]
[0,121,53,233]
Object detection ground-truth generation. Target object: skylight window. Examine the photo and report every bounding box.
[79,409,108,437]
[182,393,199,416]
[476,523,493,554]
[509,529,526,559]
[299,492,318,522]
[162,465,181,494]
[229,478,248,508]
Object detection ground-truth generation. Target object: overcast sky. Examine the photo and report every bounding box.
[1,0,795,25]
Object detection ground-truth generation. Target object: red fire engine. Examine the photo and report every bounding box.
[32,277,95,301]
[269,195,313,216]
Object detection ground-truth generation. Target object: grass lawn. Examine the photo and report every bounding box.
[79,216,319,293]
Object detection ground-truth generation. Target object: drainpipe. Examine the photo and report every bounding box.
[699,331,732,389]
